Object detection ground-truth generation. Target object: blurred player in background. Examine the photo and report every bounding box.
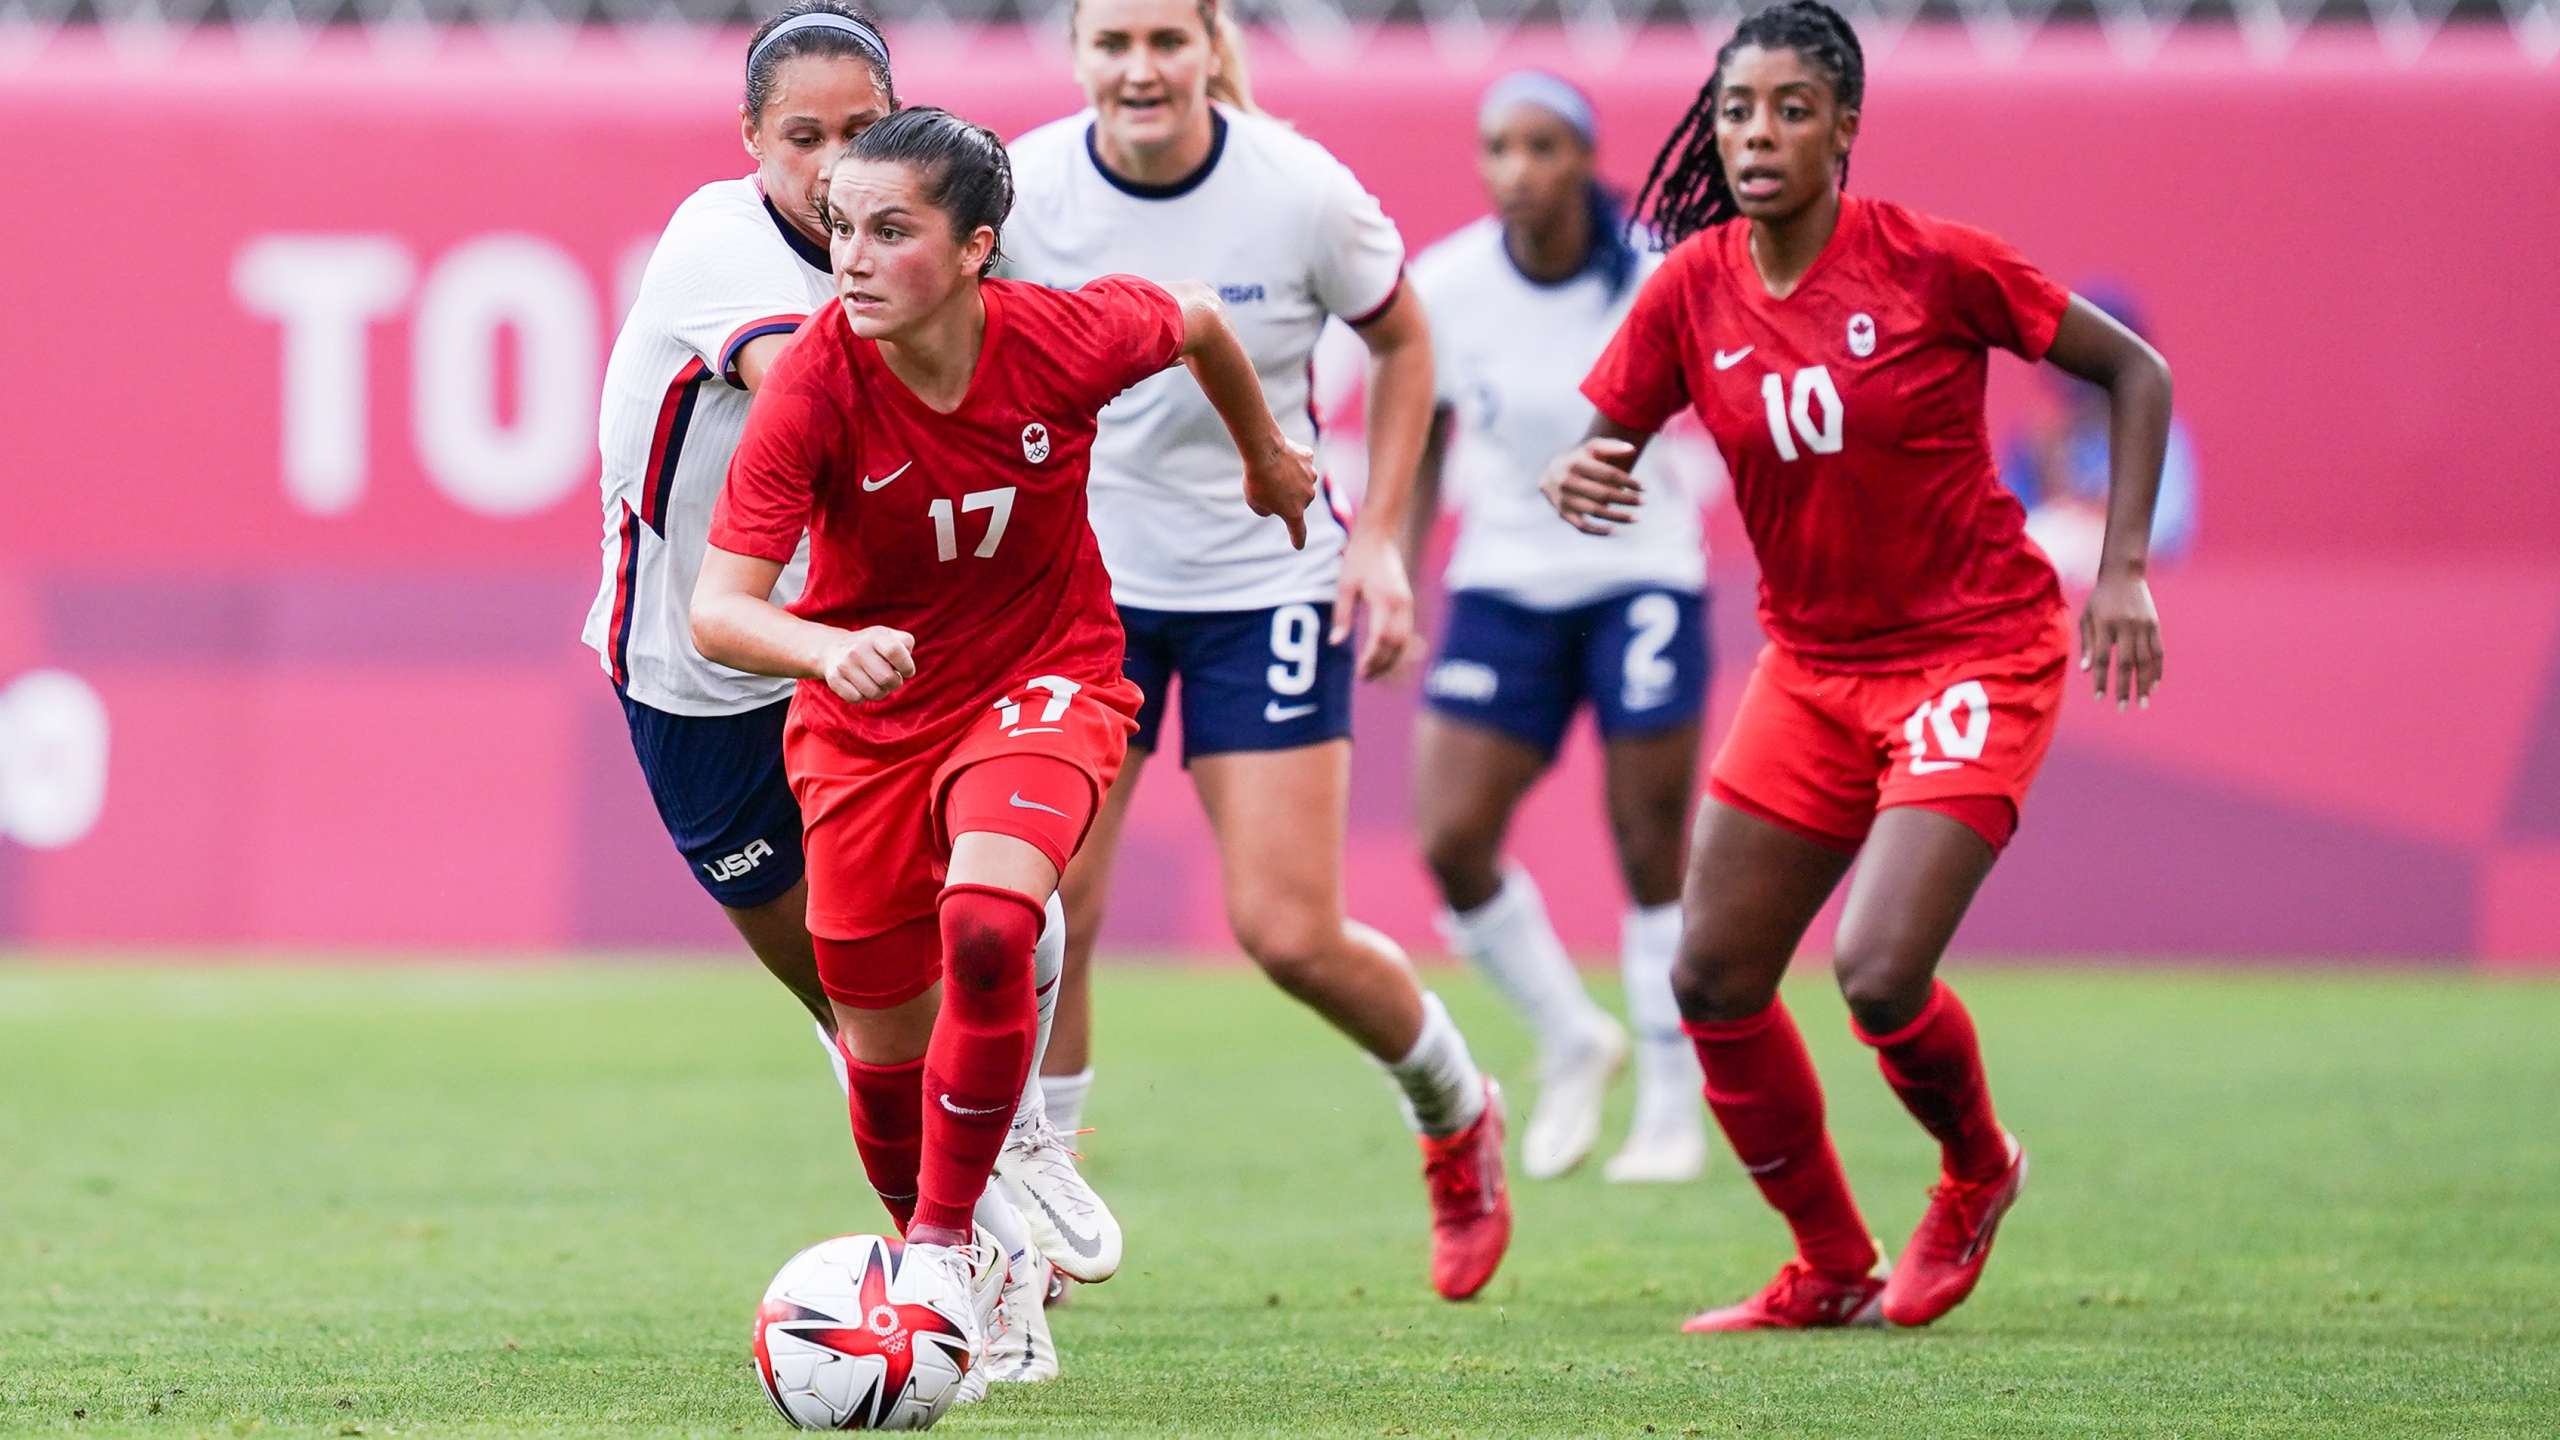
[1002,0,1513,1300]
[2002,283,2199,584]
[1546,0,2171,1330]
[692,105,1318,1372]
[1406,71,1720,1187]
[579,5,1101,1380]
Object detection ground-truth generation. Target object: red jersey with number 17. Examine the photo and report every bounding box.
[710,276,1185,748]
[1582,195,2069,671]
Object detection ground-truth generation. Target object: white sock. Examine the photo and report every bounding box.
[974,1183,1033,1266]
[1014,893,1067,1132]
[1438,866,1611,1061]
[1384,992,1488,1138]
[1620,902,1699,1111]
[1042,1068,1093,1135]
[814,1019,850,1096]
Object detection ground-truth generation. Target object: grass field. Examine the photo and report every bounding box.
[4,962,2557,1438]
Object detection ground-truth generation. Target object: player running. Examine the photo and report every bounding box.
[1406,70,1720,1186]
[1545,0,2170,1330]
[691,104,1318,1369]
[578,3,1101,1381]
[1000,0,1512,1300]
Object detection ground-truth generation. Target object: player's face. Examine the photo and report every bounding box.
[1478,105,1592,237]
[1073,0,1218,158]
[823,160,996,340]
[742,56,896,245]
[1712,45,1858,225]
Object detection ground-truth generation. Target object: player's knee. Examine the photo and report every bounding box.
[938,888,1042,995]
[1232,907,1338,997]
[1670,932,1781,1024]
[1831,943,1932,1035]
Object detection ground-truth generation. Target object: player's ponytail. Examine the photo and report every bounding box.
[1631,0,1866,248]
[1202,3,1262,115]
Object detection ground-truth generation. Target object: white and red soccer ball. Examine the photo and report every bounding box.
[753,1235,978,1430]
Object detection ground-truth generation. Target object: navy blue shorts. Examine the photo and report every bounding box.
[617,689,806,909]
[1423,588,1711,756]
[1119,601,1355,764]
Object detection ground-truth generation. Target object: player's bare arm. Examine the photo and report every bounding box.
[690,544,916,702]
[1540,414,1653,535]
[1164,279,1321,553]
[1332,284,1431,677]
[2044,294,2172,709]
[732,331,793,392]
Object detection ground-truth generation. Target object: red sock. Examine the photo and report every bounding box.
[908,884,1043,1241]
[1685,1000,1877,1279]
[1855,981,2008,1184]
[844,1053,925,1232]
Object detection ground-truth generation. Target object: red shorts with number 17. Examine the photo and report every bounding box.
[783,671,1140,944]
[1707,610,2071,854]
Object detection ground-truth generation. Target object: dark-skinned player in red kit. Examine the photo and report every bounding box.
[1542,0,2171,1332]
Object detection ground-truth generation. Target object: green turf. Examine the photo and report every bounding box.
[3,962,2556,1437]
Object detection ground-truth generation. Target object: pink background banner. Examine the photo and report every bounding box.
[1,26,2554,961]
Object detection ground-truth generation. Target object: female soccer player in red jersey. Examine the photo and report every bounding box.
[1545,0,2170,1331]
[690,107,1316,1338]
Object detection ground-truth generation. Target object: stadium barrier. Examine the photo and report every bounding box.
[0,25,2552,961]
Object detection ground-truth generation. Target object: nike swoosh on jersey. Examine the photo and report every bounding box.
[861,461,914,492]
[1713,347,1754,370]
[939,1093,1007,1117]
[1009,792,1070,818]
[1264,700,1319,723]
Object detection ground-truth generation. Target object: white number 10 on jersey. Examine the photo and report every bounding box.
[1759,366,1845,462]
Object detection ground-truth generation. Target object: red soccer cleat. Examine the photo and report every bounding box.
[1420,1079,1511,1300]
[1681,1258,1888,1332]
[1881,1132,2027,1327]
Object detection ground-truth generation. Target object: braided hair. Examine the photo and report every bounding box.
[1630,0,1866,248]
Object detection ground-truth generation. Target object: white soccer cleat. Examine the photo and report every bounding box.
[1603,1111,1709,1183]
[918,1225,1009,1407]
[994,1109,1124,1283]
[1520,1017,1628,1180]
[984,1248,1060,1384]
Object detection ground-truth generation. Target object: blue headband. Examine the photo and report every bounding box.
[748,12,891,76]
[1478,70,1596,146]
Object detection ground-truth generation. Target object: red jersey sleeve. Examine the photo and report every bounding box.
[1053,275,1187,410]
[1934,221,2071,361]
[711,371,836,562]
[1580,241,1698,434]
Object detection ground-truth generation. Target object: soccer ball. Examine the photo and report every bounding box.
[752,1235,979,1430]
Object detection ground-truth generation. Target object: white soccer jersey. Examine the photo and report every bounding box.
[1002,107,1406,612]
[581,177,830,715]
[1413,217,1717,611]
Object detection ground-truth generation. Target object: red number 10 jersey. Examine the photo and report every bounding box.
[1582,195,2070,671]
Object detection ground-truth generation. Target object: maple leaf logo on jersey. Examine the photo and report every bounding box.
[1847,313,1877,358]
[1021,422,1051,464]
[754,1244,971,1428]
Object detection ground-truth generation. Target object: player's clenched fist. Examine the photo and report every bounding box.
[821,626,917,703]
[1540,438,1644,536]
[1242,437,1320,551]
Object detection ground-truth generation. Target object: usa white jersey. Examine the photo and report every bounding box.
[581,177,829,715]
[1413,217,1717,610]
[1002,106,1406,612]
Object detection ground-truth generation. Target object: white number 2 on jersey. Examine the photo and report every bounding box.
[929,487,1017,562]
[1758,366,1845,462]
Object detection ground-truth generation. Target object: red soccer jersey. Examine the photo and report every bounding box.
[711,275,1185,747]
[1582,195,2070,671]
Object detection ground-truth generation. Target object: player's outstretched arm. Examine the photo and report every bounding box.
[690,545,915,703]
[1539,415,1654,536]
[1163,280,1320,553]
[2044,295,2173,710]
